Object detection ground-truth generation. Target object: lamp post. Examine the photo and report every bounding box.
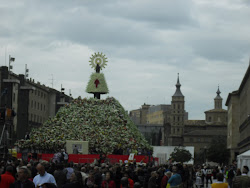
[204,146,207,164]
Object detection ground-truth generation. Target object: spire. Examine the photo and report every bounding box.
[173,73,184,97]
[215,85,222,99]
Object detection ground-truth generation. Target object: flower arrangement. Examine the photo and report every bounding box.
[17,97,152,153]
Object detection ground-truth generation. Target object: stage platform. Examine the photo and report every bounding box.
[17,153,154,164]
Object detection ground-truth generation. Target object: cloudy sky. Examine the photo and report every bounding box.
[0,0,250,119]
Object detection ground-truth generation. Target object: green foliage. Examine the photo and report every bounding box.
[17,97,152,153]
[170,147,192,163]
[86,73,109,94]
[206,136,229,164]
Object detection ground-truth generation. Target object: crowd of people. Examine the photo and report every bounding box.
[0,154,250,188]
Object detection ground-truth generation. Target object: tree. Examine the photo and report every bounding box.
[170,147,192,163]
[206,136,229,164]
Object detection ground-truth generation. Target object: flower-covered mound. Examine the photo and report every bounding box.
[17,97,152,153]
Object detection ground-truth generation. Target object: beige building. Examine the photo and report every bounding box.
[226,64,250,160]
[146,105,171,124]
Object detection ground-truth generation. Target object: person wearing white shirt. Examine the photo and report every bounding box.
[33,163,57,188]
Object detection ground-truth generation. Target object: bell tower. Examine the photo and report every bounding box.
[214,86,222,109]
[168,73,185,146]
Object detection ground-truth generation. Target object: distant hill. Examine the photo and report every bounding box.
[17,97,152,153]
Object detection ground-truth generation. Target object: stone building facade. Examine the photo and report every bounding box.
[129,75,228,155]
[0,66,72,148]
[226,64,250,160]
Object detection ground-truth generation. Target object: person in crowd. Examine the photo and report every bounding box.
[54,163,67,188]
[80,167,88,186]
[195,168,203,188]
[205,165,213,187]
[93,166,102,188]
[33,163,57,187]
[61,149,69,164]
[63,171,83,188]
[168,166,182,188]
[212,166,219,182]
[64,162,74,182]
[85,170,95,188]
[73,145,79,154]
[101,171,115,188]
[120,177,129,188]
[0,165,15,188]
[236,168,242,176]
[161,170,171,188]
[123,171,134,188]
[182,164,190,188]
[227,160,237,188]
[232,165,250,188]
[147,171,158,188]
[10,166,35,188]
[211,173,228,188]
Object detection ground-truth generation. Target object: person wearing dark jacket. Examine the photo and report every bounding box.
[148,171,159,188]
[10,167,35,188]
[54,164,67,188]
[63,171,83,188]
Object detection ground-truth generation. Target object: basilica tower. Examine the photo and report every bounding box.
[168,74,185,146]
[214,86,223,109]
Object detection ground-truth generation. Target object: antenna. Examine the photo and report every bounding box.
[5,47,6,66]
[61,84,65,94]
[25,64,29,79]
[49,74,54,88]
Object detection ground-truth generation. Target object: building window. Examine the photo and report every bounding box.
[38,91,40,96]
[34,102,36,109]
[40,116,42,123]
[38,103,39,110]
[31,100,33,108]
[208,117,212,122]
[37,116,39,122]
[197,138,201,142]
[44,94,46,99]
[177,128,179,132]
[35,90,37,95]
[178,104,180,109]
[41,104,42,111]
[34,115,36,122]
[44,105,45,111]
[41,92,43,97]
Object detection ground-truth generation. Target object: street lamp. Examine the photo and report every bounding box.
[9,55,15,71]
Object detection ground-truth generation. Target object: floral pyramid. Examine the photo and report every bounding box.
[17,97,152,153]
